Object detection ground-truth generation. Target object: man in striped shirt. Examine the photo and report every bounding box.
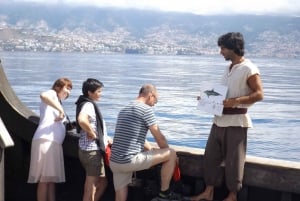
[110,84,181,201]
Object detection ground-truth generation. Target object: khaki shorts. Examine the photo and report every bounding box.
[78,149,105,177]
[110,150,154,190]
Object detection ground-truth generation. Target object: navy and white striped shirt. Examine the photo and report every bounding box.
[110,101,156,164]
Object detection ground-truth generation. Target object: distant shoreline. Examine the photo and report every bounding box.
[0,5,299,59]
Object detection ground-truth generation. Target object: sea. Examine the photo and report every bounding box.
[1,51,299,162]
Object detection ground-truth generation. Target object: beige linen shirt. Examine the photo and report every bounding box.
[213,59,260,128]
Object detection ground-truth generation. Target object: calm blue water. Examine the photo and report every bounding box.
[1,52,300,162]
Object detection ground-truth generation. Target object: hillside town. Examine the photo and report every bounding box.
[0,21,299,58]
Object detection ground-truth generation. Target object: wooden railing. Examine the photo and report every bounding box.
[0,117,14,201]
[171,144,300,200]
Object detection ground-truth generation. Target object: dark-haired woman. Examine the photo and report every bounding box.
[75,78,111,201]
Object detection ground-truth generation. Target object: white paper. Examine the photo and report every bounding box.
[197,84,228,116]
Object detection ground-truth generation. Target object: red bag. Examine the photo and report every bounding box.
[173,161,181,182]
[104,144,111,166]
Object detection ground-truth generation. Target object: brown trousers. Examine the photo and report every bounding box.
[203,124,247,192]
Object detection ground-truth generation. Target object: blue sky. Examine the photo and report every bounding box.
[9,0,300,16]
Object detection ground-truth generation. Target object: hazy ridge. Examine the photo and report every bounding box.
[0,2,299,58]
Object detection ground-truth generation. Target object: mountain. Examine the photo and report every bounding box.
[0,2,299,58]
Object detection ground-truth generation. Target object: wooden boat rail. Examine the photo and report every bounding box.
[173,145,300,195]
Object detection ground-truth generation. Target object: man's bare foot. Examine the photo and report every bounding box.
[188,185,214,201]
[189,189,213,201]
[223,192,237,201]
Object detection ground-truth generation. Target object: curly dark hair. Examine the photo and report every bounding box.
[218,32,245,56]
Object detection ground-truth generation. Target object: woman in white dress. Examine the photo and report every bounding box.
[28,78,72,201]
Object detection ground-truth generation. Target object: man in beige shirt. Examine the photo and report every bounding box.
[191,32,264,201]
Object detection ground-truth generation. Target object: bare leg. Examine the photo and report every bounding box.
[94,177,107,201]
[160,149,177,191]
[37,182,48,201]
[115,186,128,201]
[150,148,177,191]
[83,176,97,201]
[47,182,56,201]
[190,185,214,201]
[223,192,237,201]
